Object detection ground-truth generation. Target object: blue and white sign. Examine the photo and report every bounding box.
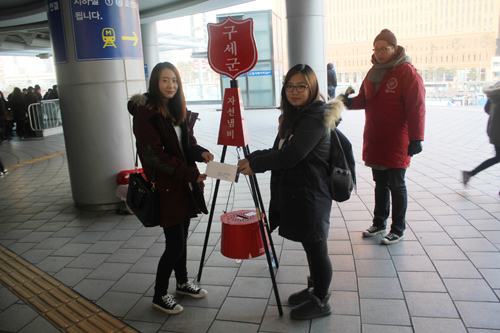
[70,0,142,61]
[248,70,272,76]
[223,70,272,78]
[46,0,67,64]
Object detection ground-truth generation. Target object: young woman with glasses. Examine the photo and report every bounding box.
[238,64,344,320]
[340,29,426,245]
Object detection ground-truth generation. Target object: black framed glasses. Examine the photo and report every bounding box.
[372,46,394,54]
[285,84,309,93]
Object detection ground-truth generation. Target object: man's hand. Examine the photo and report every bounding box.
[408,140,423,156]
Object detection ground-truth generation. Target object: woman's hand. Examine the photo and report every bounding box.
[237,159,249,168]
[201,152,214,163]
[196,174,207,183]
[238,160,254,175]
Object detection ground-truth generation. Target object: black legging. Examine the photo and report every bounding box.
[154,220,190,296]
[302,239,332,299]
[471,145,500,176]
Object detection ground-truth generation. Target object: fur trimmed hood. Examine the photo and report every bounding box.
[298,98,344,131]
[302,98,344,130]
[484,81,500,97]
[127,93,149,116]
[323,98,344,130]
[130,93,147,106]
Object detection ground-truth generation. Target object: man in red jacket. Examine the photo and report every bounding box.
[342,29,426,245]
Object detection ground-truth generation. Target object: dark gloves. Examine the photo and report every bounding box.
[337,87,355,109]
[408,140,423,156]
[337,94,352,109]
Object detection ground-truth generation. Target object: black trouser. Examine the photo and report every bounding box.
[14,116,25,138]
[471,145,500,176]
[154,220,190,296]
[4,120,13,139]
[0,119,5,141]
[302,239,332,299]
[372,168,407,236]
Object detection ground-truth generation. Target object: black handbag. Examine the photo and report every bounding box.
[126,153,160,227]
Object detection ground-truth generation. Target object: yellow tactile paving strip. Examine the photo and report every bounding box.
[4,150,66,171]
[0,245,138,333]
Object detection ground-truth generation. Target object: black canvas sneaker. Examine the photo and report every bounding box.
[362,225,387,237]
[176,281,207,298]
[153,294,183,314]
[381,233,404,245]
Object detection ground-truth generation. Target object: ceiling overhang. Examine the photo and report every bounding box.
[0,0,252,57]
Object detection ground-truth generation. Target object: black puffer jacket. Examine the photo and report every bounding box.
[247,99,343,242]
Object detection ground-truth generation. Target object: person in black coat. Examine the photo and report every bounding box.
[24,86,39,137]
[0,91,6,142]
[327,62,337,99]
[239,64,344,320]
[0,91,13,140]
[34,85,43,101]
[7,87,27,139]
[47,85,58,100]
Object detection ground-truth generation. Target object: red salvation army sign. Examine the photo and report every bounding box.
[207,17,258,80]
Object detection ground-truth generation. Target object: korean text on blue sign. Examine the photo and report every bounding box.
[46,0,67,64]
[70,0,142,61]
[223,70,272,78]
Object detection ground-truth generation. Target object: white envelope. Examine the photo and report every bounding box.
[205,161,240,182]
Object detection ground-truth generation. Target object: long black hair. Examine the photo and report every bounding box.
[148,62,186,125]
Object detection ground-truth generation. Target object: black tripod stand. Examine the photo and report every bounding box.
[196,79,283,316]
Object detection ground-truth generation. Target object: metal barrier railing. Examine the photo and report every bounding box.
[28,100,62,131]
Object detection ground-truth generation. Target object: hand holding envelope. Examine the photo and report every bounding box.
[237,159,254,175]
[197,152,215,183]
[201,151,214,163]
[205,161,240,182]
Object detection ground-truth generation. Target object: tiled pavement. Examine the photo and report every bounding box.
[1,103,500,332]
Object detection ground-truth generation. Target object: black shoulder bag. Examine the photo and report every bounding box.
[126,152,160,227]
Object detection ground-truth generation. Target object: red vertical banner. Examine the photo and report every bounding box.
[218,88,250,147]
[207,16,258,147]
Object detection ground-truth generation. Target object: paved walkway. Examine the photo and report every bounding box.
[1,103,500,332]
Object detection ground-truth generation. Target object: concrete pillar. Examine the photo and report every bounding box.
[46,0,146,209]
[285,0,327,97]
[141,22,159,90]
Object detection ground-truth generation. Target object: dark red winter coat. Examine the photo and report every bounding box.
[351,63,425,169]
[128,94,208,227]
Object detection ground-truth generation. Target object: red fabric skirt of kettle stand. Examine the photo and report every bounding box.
[220,210,266,259]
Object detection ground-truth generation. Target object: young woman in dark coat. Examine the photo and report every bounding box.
[127,62,214,315]
[238,64,343,320]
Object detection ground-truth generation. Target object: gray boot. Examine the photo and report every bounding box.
[290,291,332,320]
[288,276,314,305]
